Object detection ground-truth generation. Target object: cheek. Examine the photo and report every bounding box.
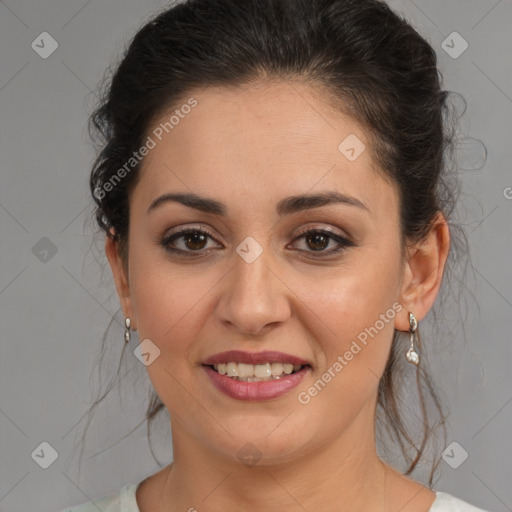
[130,267,205,350]
[128,265,203,411]
[293,276,399,426]
[128,235,205,337]
[292,245,401,389]
[298,245,400,337]
[127,250,224,395]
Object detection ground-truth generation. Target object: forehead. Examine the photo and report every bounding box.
[133,80,399,221]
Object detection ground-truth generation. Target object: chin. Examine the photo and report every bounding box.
[210,430,312,468]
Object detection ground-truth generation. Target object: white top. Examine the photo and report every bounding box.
[60,481,491,512]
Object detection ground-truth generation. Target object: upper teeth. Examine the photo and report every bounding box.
[213,362,302,378]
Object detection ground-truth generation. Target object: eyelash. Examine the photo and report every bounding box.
[159,226,355,258]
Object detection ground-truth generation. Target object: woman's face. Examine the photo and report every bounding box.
[107,80,431,466]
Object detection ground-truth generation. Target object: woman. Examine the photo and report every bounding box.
[62,0,490,510]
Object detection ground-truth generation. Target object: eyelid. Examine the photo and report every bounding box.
[163,223,219,240]
[160,222,355,260]
[292,223,352,241]
[162,222,352,244]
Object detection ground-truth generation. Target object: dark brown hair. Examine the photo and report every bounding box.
[79,0,476,488]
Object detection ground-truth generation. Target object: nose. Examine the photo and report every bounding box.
[216,243,291,336]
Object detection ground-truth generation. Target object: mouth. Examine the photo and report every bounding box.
[201,350,313,383]
[203,362,311,382]
[202,361,311,401]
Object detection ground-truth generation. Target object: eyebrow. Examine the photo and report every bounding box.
[147,191,371,217]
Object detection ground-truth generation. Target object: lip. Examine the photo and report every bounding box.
[202,364,311,401]
[202,350,311,366]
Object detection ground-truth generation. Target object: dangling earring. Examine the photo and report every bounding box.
[124,317,131,343]
[406,312,420,365]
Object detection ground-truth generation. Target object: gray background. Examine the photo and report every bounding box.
[0,0,511,511]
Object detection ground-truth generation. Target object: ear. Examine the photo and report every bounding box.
[105,229,137,330]
[395,212,451,332]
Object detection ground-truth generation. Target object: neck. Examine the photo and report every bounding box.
[159,404,388,512]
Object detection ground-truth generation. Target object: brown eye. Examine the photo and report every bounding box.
[291,229,355,256]
[160,228,219,257]
[304,231,329,251]
[160,226,355,259]
[180,231,208,250]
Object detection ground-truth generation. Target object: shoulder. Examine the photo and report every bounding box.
[431,491,491,512]
[58,483,140,512]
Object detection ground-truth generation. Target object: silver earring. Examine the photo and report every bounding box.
[124,317,131,343]
[406,312,420,365]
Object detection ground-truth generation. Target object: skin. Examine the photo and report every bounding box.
[105,79,450,512]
